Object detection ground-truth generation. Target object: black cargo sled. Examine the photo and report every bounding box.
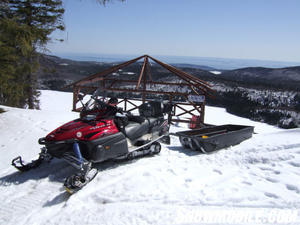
[175,124,254,153]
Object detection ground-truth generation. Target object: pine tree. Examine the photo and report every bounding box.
[0,0,65,109]
[0,17,34,107]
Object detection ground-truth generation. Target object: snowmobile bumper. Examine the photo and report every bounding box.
[38,137,46,145]
[38,132,129,163]
[11,147,52,172]
[38,138,79,158]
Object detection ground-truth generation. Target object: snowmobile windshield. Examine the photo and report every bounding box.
[80,93,117,120]
[83,88,106,111]
[81,98,107,113]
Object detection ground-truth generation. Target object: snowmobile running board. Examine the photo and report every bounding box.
[63,140,162,194]
[62,134,166,194]
[115,134,168,160]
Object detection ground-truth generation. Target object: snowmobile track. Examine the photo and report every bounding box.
[0,162,74,224]
[0,183,58,224]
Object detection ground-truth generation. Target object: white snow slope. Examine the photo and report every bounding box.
[1,90,300,225]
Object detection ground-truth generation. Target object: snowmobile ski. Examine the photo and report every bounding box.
[64,168,98,194]
[11,147,52,172]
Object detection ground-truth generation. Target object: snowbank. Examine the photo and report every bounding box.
[0,90,299,225]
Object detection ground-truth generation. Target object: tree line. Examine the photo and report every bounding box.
[0,0,123,109]
[0,0,65,109]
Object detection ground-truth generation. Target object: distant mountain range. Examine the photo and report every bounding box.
[220,67,300,91]
[53,53,300,70]
[172,63,217,71]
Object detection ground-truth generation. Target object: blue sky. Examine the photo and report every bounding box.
[48,0,300,62]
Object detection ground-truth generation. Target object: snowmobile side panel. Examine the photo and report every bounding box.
[45,140,73,158]
[86,132,128,163]
[176,124,254,153]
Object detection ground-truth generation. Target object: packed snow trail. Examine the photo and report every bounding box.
[0,90,299,225]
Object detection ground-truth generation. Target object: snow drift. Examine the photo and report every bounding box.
[0,90,299,225]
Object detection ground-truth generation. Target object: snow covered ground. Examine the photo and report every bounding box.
[209,71,222,75]
[0,90,300,225]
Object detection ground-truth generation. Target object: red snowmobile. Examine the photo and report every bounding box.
[12,89,171,193]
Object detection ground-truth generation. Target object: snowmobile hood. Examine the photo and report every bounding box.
[45,119,118,142]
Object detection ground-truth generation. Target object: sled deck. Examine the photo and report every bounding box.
[176,124,254,153]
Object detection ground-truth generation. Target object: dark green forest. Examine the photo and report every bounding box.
[0,0,65,109]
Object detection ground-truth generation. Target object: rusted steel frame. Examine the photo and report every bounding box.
[171,119,190,123]
[66,55,145,87]
[126,103,139,112]
[200,103,205,122]
[152,56,212,88]
[149,60,211,96]
[190,84,214,99]
[79,84,189,96]
[136,56,148,89]
[171,102,202,106]
[108,80,118,89]
[72,86,79,111]
[73,85,99,111]
[125,107,137,112]
[174,104,197,117]
[117,99,126,104]
[103,78,191,87]
[75,85,98,91]
[118,98,139,108]
[117,98,127,111]
[190,84,203,96]
[175,107,198,117]
[127,99,140,108]
[149,56,200,87]
[148,55,212,90]
[161,61,211,90]
[146,58,153,81]
[74,85,99,97]
[118,98,127,111]
[118,98,139,111]
[192,84,215,99]
[142,58,148,103]
[105,87,186,96]
[184,95,203,117]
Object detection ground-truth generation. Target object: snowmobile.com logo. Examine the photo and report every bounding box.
[175,208,298,224]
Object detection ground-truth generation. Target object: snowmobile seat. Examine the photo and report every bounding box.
[127,115,145,124]
[124,120,149,140]
[147,117,163,128]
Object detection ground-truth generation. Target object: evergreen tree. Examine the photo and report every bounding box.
[0,17,34,107]
[0,0,65,109]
